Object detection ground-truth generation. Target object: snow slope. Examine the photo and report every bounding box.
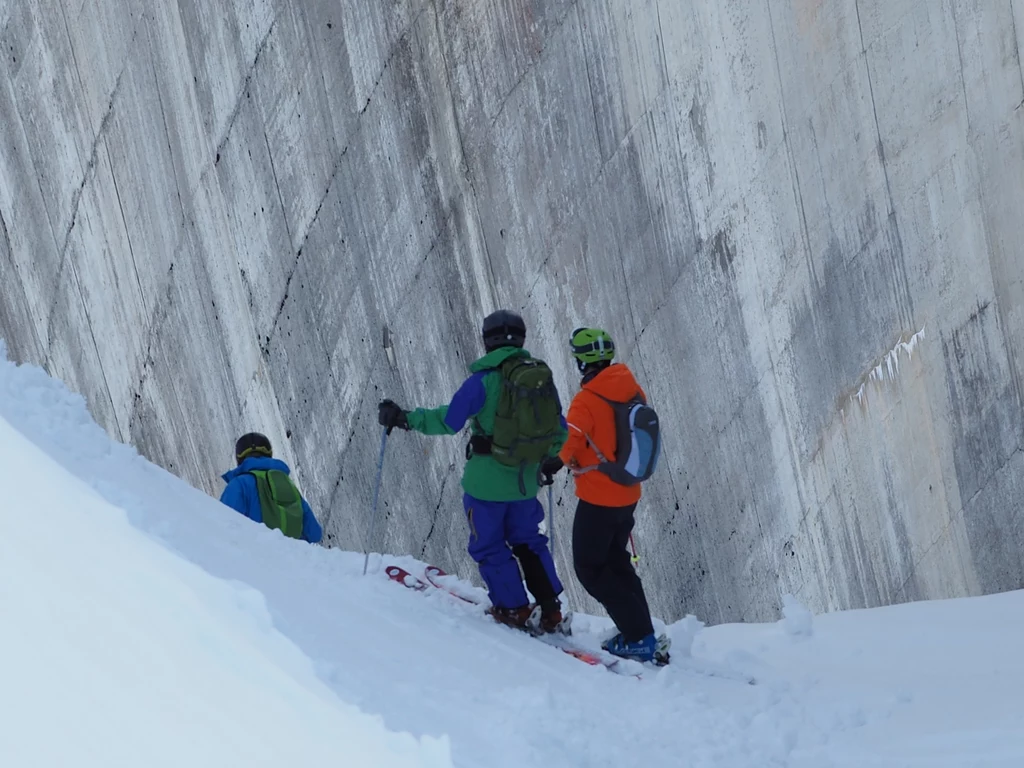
[0,358,451,767]
[1,340,1022,768]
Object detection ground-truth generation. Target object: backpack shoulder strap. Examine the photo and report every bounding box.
[245,468,267,487]
[591,390,647,406]
[245,469,273,517]
[471,366,498,435]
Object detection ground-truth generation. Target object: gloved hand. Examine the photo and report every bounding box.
[539,456,564,486]
[378,399,410,433]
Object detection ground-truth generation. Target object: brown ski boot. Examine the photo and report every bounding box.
[536,599,572,635]
[486,604,534,631]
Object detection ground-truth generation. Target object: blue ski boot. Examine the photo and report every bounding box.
[602,632,658,663]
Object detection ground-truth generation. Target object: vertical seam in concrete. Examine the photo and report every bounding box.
[761,1,830,612]
[259,128,303,358]
[853,0,896,214]
[0,205,44,356]
[39,224,62,370]
[1011,1,1024,107]
[0,206,12,268]
[429,0,498,297]
[68,257,125,441]
[622,108,688,606]
[0,27,61,279]
[263,129,293,249]
[655,0,670,87]
[633,279,724,623]
[150,43,188,233]
[44,66,127,365]
[0,208,45,362]
[58,0,94,137]
[614,224,641,353]
[128,266,173,436]
[56,55,129,268]
[26,145,63,268]
[807,120,834,223]
[576,4,638,347]
[681,163,700,248]
[38,1,129,362]
[854,0,915,326]
[55,8,143,261]
[765,0,818,287]
[576,2,606,161]
[107,152,146,314]
[949,0,972,137]
[769,344,810,515]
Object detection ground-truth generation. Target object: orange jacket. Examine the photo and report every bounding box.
[559,364,645,507]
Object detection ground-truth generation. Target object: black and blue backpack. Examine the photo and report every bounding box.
[593,393,661,486]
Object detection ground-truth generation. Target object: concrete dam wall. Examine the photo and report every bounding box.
[2,0,1023,623]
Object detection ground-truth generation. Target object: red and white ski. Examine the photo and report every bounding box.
[384,565,428,591]
[385,562,644,676]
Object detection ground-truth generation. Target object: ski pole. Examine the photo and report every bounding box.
[547,483,555,555]
[363,426,390,576]
[629,532,639,566]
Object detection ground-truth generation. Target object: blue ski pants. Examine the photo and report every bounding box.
[463,493,563,609]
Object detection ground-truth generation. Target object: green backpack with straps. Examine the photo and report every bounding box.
[489,356,563,473]
[248,469,304,540]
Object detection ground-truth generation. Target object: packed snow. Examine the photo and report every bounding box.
[1,340,1022,767]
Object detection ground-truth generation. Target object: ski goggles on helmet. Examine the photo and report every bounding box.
[569,327,615,363]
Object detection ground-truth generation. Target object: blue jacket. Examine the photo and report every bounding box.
[220,456,323,543]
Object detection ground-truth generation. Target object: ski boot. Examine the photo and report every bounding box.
[528,599,573,636]
[601,632,622,652]
[602,632,671,665]
[486,604,535,631]
[654,633,671,666]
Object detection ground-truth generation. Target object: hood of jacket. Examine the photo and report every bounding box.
[468,345,532,373]
[581,363,643,403]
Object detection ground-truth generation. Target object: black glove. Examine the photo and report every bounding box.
[378,399,410,434]
[539,456,564,486]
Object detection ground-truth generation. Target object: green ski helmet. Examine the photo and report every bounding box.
[570,327,615,372]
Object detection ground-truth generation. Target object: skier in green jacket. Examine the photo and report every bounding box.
[379,311,568,633]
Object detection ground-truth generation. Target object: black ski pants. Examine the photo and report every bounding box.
[572,499,654,643]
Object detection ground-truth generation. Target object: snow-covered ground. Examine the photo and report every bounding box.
[1,339,1022,768]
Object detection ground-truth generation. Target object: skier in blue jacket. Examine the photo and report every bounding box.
[220,432,323,544]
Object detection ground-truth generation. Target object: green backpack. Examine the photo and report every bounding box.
[248,469,304,540]
[489,356,562,475]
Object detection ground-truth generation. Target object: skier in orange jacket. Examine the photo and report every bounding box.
[558,328,662,663]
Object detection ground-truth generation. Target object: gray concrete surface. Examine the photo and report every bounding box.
[2,0,1023,623]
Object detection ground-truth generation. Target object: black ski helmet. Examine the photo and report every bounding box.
[482,310,526,351]
[235,432,272,464]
